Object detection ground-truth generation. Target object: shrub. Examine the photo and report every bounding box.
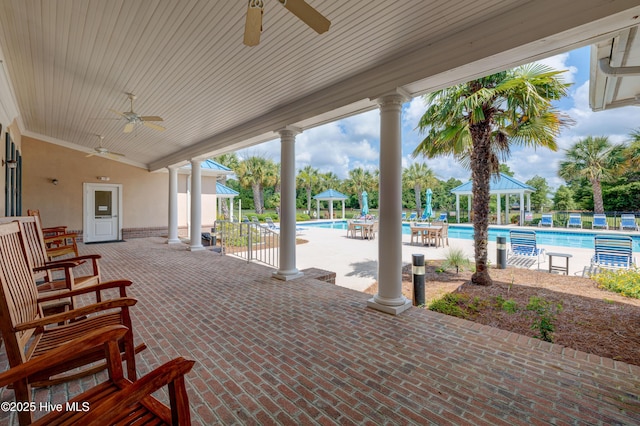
[428,293,468,318]
[593,269,640,299]
[441,248,470,274]
[296,213,311,221]
[526,296,562,342]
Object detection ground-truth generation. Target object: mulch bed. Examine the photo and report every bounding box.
[365,261,640,366]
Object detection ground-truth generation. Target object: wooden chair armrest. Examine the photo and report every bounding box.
[80,357,196,425]
[37,279,133,302]
[0,325,128,388]
[42,226,68,235]
[34,260,82,272]
[63,254,102,262]
[43,232,77,242]
[15,297,137,331]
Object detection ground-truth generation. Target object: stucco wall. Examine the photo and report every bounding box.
[20,136,220,238]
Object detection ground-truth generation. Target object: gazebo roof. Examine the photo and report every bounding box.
[216,182,239,198]
[451,173,535,195]
[181,159,233,175]
[313,189,349,200]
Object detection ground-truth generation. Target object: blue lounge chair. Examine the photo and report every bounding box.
[265,217,279,230]
[419,213,429,222]
[401,212,407,221]
[567,214,582,228]
[508,230,545,268]
[408,212,417,222]
[620,214,639,231]
[592,235,635,270]
[437,212,447,222]
[538,213,553,227]
[592,214,608,230]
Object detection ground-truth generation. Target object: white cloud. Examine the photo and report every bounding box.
[535,52,578,83]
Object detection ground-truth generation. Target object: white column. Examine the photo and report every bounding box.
[167,166,181,244]
[188,159,204,251]
[329,200,334,221]
[496,193,501,225]
[316,200,320,220]
[274,127,303,281]
[342,200,345,219]
[520,192,525,226]
[468,195,471,221]
[456,194,460,223]
[229,198,234,222]
[368,91,411,315]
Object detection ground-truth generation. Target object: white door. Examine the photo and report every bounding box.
[84,183,122,242]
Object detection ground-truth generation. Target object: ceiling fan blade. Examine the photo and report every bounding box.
[244,0,263,46]
[123,122,135,133]
[107,152,125,159]
[109,108,127,118]
[143,121,166,132]
[85,153,96,158]
[279,0,330,34]
[140,116,163,122]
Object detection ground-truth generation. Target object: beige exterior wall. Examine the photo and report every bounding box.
[21,136,220,235]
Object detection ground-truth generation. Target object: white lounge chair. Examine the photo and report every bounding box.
[591,235,635,271]
[592,214,608,230]
[538,213,553,227]
[508,230,545,268]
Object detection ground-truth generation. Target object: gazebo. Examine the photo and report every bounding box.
[313,189,348,220]
[216,182,239,221]
[451,173,535,225]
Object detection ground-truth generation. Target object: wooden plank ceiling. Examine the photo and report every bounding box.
[0,0,639,170]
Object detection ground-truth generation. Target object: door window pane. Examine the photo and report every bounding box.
[94,191,112,216]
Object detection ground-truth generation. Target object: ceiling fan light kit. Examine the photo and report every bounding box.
[243,0,330,47]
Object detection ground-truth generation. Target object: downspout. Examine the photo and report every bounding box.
[598,57,640,76]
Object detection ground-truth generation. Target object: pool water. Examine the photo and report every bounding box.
[302,221,640,250]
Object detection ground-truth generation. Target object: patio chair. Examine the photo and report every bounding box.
[567,213,582,228]
[265,216,280,230]
[538,213,553,227]
[0,221,144,425]
[508,230,545,268]
[27,209,79,259]
[437,212,447,222]
[620,214,639,231]
[419,213,429,222]
[0,325,193,426]
[401,212,407,221]
[591,235,636,271]
[251,216,260,224]
[592,214,609,230]
[408,212,417,221]
[0,216,101,311]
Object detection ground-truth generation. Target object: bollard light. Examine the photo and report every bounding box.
[496,236,507,269]
[412,254,425,306]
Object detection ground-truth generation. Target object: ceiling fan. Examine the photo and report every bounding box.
[109,93,165,133]
[86,135,125,159]
[244,0,331,47]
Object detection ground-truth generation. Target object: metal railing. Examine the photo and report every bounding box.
[217,220,279,268]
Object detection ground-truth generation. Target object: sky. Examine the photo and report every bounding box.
[238,46,639,189]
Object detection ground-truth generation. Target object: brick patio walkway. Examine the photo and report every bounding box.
[1,237,639,425]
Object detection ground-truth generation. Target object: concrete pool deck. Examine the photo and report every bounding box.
[295,223,610,291]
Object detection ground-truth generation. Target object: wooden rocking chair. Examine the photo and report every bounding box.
[0,325,193,426]
[27,209,79,259]
[0,216,101,311]
[0,221,145,425]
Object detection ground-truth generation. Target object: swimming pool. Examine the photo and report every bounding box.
[302,221,640,250]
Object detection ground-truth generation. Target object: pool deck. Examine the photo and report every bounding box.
[296,222,637,291]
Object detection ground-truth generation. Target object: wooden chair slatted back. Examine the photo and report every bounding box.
[0,222,41,363]
[0,216,49,280]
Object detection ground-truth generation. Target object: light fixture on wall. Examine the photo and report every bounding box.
[97,176,110,181]
[2,159,17,169]
[51,179,59,185]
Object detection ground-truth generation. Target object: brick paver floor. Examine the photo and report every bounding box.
[1,237,639,425]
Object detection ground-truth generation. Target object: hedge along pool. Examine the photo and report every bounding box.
[302,221,640,251]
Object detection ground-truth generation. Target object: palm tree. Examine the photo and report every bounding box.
[236,156,275,214]
[213,153,240,219]
[296,166,319,213]
[413,64,571,286]
[319,171,340,192]
[342,168,376,210]
[627,130,640,171]
[558,136,625,214]
[402,163,436,216]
